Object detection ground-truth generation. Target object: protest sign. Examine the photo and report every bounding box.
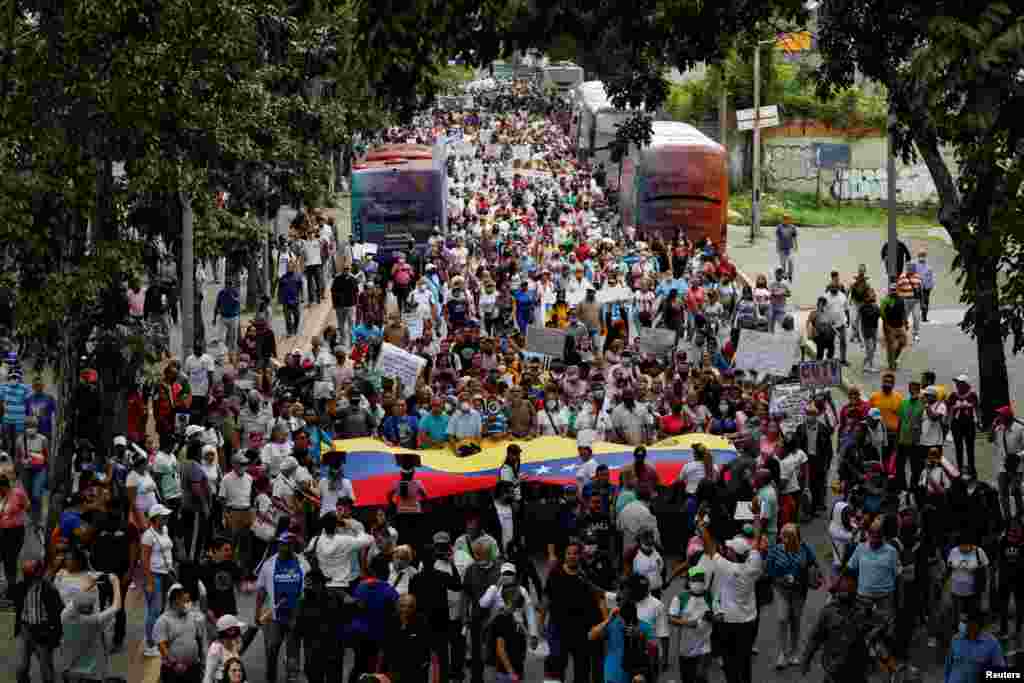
[596,286,632,305]
[637,328,677,356]
[799,360,842,388]
[452,142,475,157]
[526,326,567,358]
[512,145,531,161]
[770,383,813,436]
[376,343,427,398]
[402,309,424,340]
[732,329,800,377]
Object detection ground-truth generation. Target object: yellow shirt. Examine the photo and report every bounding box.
[870,390,904,433]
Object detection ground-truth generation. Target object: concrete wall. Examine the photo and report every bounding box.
[761,134,958,206]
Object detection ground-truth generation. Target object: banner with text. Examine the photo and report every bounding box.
[376,343,427,397]
[798,360,842,388]
[770,383,813,436]
[526,326,567,358]
[733,330,800,377]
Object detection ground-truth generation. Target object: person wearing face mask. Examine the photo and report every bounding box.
[846,518,901,615]
[944,607,1006,683]
[317,450,355,517]
[669,566,713,683]
[388,544,419,595]
[799,574,874,682]
[536,394,568,437]
[61,576,123,682]
[218,453,254,569]
[15,416,47,530]
[448,395,483,453]
[203,615,252,683]
[254,531,307,683]
[238,390,272,452]
[155,584,205,682]
[463,539,503,683]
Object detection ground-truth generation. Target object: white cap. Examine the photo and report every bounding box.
[500,562,517,575]
[216,614,246,632]
[185,425,204,438]
[148,504,172,519]
[577,431,595,448]
[725,537,752,556]
[955,374,969,383]
[113,435,127,447]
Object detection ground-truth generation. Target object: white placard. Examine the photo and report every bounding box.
[512,145,531,161]
[637,328,677,356]
[376,342,427,397]
[732,329,800,377]
[402,309,424,340]
[453,142,475,157]
[596,286,633,305]
[770,383,813,436]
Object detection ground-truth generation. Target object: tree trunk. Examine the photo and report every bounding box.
[974,262,1009,428]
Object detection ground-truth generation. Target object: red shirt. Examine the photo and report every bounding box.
[659,413,691,436]
[685,287,706,313]
[717,258,737,281]
[839,399,870,436]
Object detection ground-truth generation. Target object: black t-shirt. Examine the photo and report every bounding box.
[385,618,432,683]
[544,568,601,633]
[490,612,527,675]
[453,341,480,368]
[581,552,616,592]
[201,560,242,618]
[1000,537,1024,577]
[579,513,613,554]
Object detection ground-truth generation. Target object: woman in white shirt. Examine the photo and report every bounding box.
[141,504,174,656]
[126,453,159,531]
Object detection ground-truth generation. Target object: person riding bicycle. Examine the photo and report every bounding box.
[801,573,874,682]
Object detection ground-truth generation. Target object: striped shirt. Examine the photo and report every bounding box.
[1,381,31,429]
[23,580,48,626]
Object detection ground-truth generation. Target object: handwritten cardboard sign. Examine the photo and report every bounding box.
[376,343,427,397]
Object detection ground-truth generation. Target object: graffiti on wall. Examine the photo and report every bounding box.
[765,144,817,182]
[831,164,940,204]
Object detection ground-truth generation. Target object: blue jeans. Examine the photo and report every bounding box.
[21,468,47,525]
[144,573,166,647]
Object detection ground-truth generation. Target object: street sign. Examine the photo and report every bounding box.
[736,105,780,131]
[813,142,851,169]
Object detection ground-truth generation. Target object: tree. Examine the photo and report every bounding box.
[815,0,1024,424]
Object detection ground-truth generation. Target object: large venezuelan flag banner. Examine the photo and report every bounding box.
[331,434,737,506]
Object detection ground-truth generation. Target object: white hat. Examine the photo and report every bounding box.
[500,562,517,575]
[185,425,204,438]
[216,614,246,633]
[147,504,172,519]
[113,435,127,447]
[725,537,752,556]
[577,430,595,448]
[955,374,969,383]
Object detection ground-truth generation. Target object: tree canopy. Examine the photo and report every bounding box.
[816,0,1024,421]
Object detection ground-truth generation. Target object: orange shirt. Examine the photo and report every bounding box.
[870,390,904,433]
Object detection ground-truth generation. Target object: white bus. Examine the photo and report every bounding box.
[570,81,634,188]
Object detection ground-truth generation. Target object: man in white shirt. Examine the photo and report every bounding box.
[824,273,850,365]
[575,433,600,493]
[184,343,215,424]
[302,234,323,305]
[318,455,356,518]
[306,511,373,589]
[219,453,254,545]
[705,527,766,683]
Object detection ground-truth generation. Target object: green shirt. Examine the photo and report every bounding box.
[897,398,924,446]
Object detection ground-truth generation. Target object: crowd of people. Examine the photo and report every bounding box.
[0,78,1019,683]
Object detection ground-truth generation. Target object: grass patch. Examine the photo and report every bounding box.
[730,190,939,228]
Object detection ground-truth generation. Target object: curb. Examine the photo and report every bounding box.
[733,264,853,396]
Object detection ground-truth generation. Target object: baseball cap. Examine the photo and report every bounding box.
[500,562,517,575]
[725,537,752,557]
[577,431,594,448]
[433,531,451,545]
[955,374,969,383]
[216,614,246,633]
[148,504,172,519]
[185,424,205,438]
[113,435,128,447]
[868,408,882,419]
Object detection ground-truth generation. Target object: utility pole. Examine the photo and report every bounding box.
[751,43,760,244]
[180,191,194,359]
[886,112,898,280]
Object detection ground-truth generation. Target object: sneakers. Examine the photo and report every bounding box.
[143,645,161,657]
[776,652,788,669]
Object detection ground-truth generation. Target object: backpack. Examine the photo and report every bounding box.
[813,312,835,341]
[884,297,905,327]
